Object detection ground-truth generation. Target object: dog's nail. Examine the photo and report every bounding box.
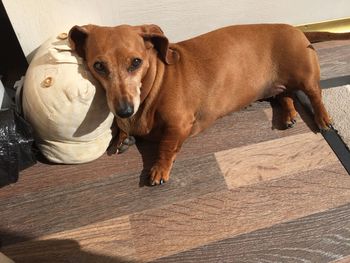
[150,179,160,186]
[122,136,136,146]
[128,136,136,145]
[320,126,330,132]
[160,179,164,185]
[291,119,297,124]
[122,138,130,145]
[117,144,129,154]
[286,122,295,129]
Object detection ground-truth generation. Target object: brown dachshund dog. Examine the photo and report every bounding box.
[69,23,350,185]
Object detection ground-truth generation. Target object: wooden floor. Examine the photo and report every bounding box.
[1,40,350,263]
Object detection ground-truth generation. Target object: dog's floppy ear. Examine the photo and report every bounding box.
[68,25,91,59]
[140,24,179,65]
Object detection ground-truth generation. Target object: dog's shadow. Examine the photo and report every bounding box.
[134,138,159,187]
[0,229,134,263]
[268,96,319,133]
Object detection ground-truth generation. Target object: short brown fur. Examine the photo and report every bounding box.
[69,23,341,185]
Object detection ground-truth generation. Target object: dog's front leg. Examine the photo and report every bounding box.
[107,129,136,155]
[150,125,190,186]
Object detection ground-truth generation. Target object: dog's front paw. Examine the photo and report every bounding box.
[285,118,297,129]
[107,136,136,155]
[117,136,136,154]
[149,164,170,186]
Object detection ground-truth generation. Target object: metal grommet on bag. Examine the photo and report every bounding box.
[43,77,53,88]
[57,33,68,40]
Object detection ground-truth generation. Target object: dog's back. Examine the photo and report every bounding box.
[163,24,317,135]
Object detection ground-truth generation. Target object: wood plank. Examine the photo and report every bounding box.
[0,149,145,199]
[315,42,350,80]
[130,163,350,262]
[183,102,277,157]
[215,132,338,189]
[0,102,276,199]
[314,40,350,51]
[153,202,350,263]
[0,154,226,246]
[2,216,136,263]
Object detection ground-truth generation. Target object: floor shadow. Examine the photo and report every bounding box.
[294,91,320,133]
[134,137,159,187]
[267,98,287,131]
[321,75,350,89]
[32,146,65,166]
[256,98,293,131]
[0,229,135,263]
[267,95,319,133]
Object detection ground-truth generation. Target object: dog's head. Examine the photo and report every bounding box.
[69,24,179,118]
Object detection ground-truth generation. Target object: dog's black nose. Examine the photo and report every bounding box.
[116,102,134,118]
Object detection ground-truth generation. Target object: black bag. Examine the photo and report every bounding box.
[0,109,36,187]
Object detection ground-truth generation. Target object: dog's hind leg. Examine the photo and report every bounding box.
[301,81,332,131]
[277,93,298,129]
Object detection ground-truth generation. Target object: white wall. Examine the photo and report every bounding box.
[4,0,350,60]
[3,0,118,59]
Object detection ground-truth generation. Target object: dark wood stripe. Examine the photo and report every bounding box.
[153,201,350,263]
[316,42,350,80]
[2,101,276,199]
[314,40,350,51]
[0,154,226,246]
[180,102,278,158]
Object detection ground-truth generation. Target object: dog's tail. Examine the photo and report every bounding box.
[304,31,350,43]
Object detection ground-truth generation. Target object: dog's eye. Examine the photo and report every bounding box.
[128,58,142,72]
[93,62,108,75]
